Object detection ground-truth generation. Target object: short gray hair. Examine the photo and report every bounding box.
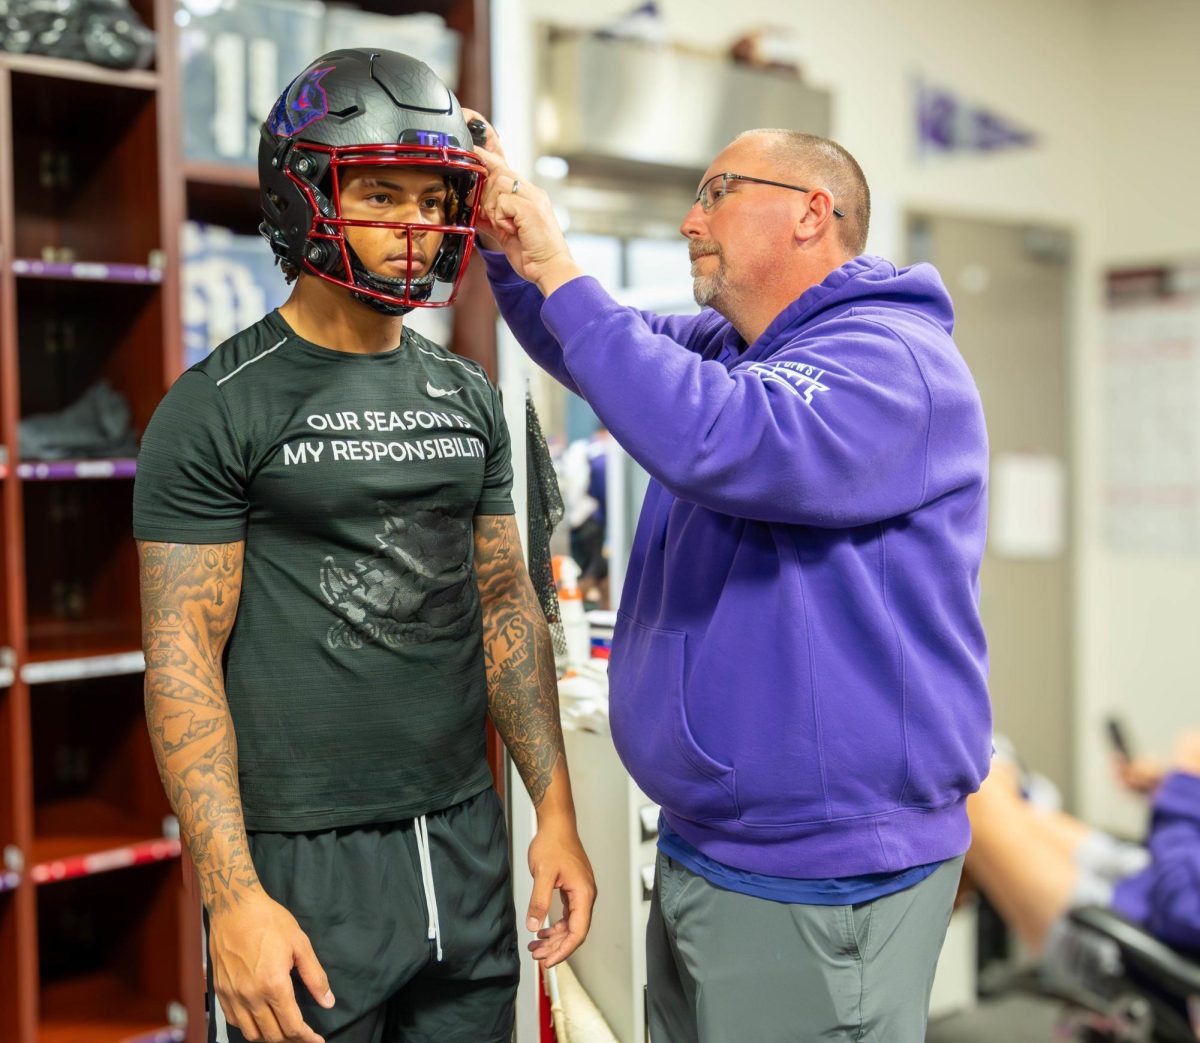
[737,130,871,256]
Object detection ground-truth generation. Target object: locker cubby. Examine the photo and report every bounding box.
[0,889,21,1043]
[0,3,492,1038]
[37,861,184,1043]
[10,71,162,267]
[1,491,11,662]
[16,277,165,439]
[0,682,17,856]
[184,164,262,237]
[30,674,168,866]
[22,481,141,660]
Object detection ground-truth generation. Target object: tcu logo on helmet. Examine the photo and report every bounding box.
[267,66,333,137]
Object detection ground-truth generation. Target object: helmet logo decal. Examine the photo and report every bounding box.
[268,66,334,137]
[404,130,451,147]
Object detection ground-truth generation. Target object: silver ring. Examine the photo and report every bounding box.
[511,180,521,195]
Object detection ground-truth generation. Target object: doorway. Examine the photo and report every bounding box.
[909,213,1074,801]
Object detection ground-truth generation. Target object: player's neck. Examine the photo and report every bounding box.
[278,275,406,355]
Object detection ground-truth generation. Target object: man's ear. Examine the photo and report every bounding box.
[794,188,837,245]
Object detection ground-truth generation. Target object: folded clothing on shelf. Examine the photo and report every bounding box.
[19,380,139,461]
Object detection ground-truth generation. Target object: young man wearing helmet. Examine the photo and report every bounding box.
[133,50,594,1043]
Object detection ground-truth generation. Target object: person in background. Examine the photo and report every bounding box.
[966,731,1200,959]
[133,51,593,1043]
[465,111,991,1043]
[560,425,610,606]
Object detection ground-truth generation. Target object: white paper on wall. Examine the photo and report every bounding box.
[1103,294,1200,554]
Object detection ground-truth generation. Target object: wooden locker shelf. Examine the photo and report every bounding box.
[20,651,145,685]
[184,182,262,236]
[0,53,159,90]
[181,160,259,189]
[16,460,138,481]
[23,630,143,666]
[30,836,180,886]
[16,277,166,436]
[22,482,143,660]
[183,161,261,234]
[0,887,24,1043]
[2,3,495,1040]
[9,75,162,266]
[40,1019,183,1043]
[1,476,11,669]
[37,861,186,1042]
[0,3,202,1039]
[31,674,172,842]
[12,260,164,285]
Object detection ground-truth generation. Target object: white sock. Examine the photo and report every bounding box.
[1074,829,1150,883]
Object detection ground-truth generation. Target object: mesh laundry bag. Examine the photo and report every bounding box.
[525,392,567,661]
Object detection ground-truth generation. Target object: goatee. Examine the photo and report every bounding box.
[690,243,725,307]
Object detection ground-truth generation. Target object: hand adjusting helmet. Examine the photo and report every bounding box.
[258,49,486,315]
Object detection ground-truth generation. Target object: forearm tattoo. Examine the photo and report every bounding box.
[138,541,260,914]
[474,515,564,807]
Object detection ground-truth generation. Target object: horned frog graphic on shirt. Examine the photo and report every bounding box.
[320,503,475,649]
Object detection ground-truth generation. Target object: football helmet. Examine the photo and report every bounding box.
[258,49,486,315]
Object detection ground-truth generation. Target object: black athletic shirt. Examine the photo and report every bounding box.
[133,309,514,831]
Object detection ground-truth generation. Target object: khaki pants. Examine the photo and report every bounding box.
[647,852,964,1043]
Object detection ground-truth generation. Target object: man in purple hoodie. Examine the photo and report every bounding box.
[467,114,992,1042]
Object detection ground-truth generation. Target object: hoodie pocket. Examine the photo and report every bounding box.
[608,614,738,822]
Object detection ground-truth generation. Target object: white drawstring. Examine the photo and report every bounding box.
[413,814,443,962]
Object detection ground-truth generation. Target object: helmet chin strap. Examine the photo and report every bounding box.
[343,242,439,316]
[352,291,413,317]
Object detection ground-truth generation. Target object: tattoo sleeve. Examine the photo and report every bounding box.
[474,514,564,807]
[137,540,260,915]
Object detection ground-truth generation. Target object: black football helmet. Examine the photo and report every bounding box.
[258,49,486,315]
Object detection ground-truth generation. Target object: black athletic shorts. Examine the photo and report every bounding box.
[207,787,520,1043]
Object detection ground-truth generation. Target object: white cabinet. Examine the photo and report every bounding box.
[928,896,979,1022]
[564,727,659,1043]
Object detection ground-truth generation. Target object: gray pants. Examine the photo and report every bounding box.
[646,852,964,1043]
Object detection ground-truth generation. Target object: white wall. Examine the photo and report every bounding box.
[1081,0,1200,830]
[496,0,1198,831]
[1097,0,1200,266]
[518,0,1108,251]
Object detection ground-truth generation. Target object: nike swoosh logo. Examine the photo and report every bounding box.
[427,382,463,398]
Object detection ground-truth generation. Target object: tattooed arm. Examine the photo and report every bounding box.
[474,514,596,966]
[138,541,332,1043]
[138,540,253,909]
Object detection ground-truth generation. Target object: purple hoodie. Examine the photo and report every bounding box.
[1112,772,1200,950]
[485,251,992,878]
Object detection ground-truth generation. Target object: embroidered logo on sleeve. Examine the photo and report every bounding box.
[747,362,830,405]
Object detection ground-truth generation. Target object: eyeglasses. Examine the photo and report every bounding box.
[694,172,845,218]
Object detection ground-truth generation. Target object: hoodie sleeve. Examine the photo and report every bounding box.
[538,276,933,527]
[481,249,719,397]
[1123,772,1200,950]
